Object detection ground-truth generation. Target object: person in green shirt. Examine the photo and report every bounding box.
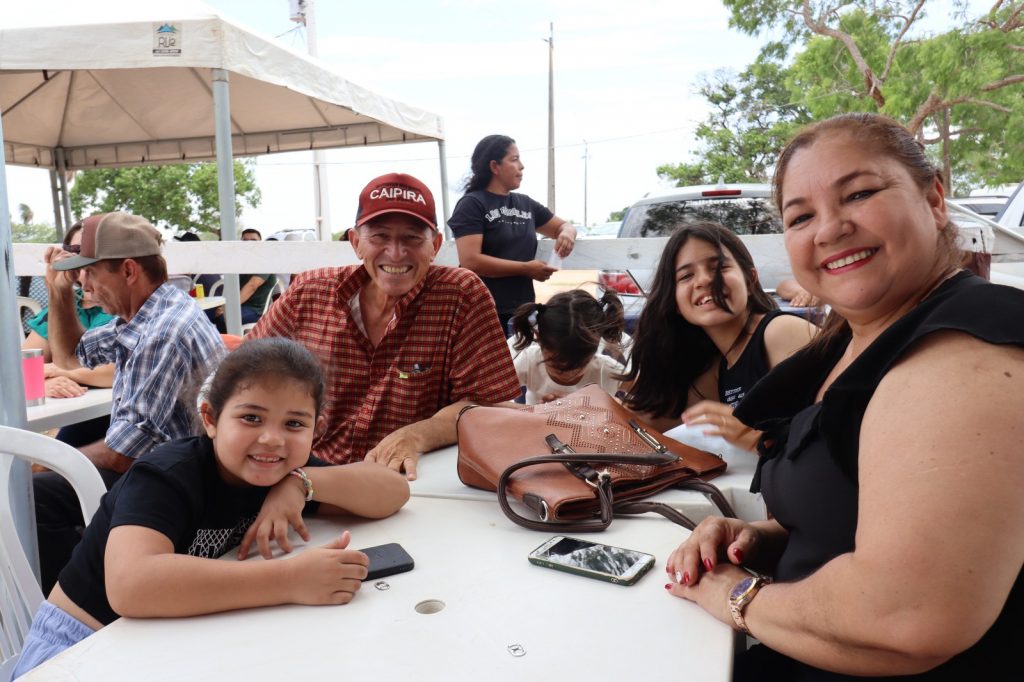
[21,222,116,445]
[211,228,278,332]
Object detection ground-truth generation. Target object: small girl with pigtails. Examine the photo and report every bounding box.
[508,289,628,404]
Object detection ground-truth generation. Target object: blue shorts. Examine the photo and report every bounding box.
[11,601,94,680]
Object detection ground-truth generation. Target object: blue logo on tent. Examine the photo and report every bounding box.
[157,24,177,34]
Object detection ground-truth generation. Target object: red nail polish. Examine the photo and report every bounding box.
[664,583,673,590]
[733,548,744,562]
[704,558,714,572]
[682,571,690,584]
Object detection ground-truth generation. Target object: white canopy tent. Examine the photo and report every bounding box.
[0,0,451,561]
[0,0,449,229]
[1,0,450,428]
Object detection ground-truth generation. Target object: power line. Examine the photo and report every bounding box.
[255,125,697,167]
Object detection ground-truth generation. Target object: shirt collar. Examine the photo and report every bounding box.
[113,282,178,351]
[338,265,434,325]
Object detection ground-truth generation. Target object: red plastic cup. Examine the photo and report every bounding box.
[22,348,45,407]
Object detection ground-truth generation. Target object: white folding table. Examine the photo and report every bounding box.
[21,497,736,681]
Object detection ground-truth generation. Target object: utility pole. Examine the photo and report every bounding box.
[582,140,589,227]
[544,23,555,212]
[289,0,333,241]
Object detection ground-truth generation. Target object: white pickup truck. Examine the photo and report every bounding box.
[980,181,1024,288]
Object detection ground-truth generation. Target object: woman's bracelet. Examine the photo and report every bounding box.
[289,467,314,501]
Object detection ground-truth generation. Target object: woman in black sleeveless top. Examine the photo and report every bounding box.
[665,113,1024,680]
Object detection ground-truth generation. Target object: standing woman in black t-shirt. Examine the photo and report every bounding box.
[448,134,576,335]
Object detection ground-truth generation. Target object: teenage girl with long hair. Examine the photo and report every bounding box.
[621,222,817,448]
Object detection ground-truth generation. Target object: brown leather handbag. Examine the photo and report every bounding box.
[456,384,735,532]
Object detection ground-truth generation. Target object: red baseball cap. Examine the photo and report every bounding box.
[354,173,438,231]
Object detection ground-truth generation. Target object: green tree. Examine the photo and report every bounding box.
[607,206,630,222]
[70,160,262,235]
[720,0,1024,192]
[658,48,812,186]
[17,203,34,225]
[12,222,59,243]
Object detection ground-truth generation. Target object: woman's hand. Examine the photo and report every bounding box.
[682,400,760,451]
[665,562,751,627]
[45,375,87,398]
[524,260,557,282]
[666,516,766,587]
[554,224,576,258]
[286,531,368,605]
[237,473,310,560]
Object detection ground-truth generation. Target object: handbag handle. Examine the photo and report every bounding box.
[495,451,737,532]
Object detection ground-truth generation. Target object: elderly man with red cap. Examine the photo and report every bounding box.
[38,212,225,592]
[249,173,520,479]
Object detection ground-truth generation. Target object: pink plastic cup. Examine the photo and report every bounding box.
[21,348,45,407]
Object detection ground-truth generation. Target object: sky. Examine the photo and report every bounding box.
[2,0,993,235]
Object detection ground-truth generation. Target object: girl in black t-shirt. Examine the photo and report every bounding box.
[620,222,816,450]
[14,338,410,678]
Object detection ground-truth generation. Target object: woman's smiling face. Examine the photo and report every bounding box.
[779,133,947,324]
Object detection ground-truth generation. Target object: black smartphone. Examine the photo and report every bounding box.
[528,536,655,586]
[359,543,415,580]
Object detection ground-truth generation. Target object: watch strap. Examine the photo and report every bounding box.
[729,574,770,634]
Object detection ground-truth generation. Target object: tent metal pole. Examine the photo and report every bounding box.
[49,169,65,236]
[56,148,73,227]
[437,139,451,239]
[212,68,242,336]
[0,108,40,577]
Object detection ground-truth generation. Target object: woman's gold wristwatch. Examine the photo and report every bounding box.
[729,574,771,634]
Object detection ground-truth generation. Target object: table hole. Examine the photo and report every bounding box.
[415,599,445,615]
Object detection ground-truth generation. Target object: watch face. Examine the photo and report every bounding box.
[730,576,755,601]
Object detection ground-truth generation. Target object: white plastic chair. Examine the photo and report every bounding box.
[241,279,283,335]
[16,297,42,339]
[207,278,224,297]
[167,275,193,294]
[0,427,106,676]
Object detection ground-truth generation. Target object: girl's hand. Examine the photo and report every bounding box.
[45,376,87,398]
[682,400,759,451]
[237,473,310,560]
[666,516,764,587]
[539,391,568,403]
[286,531,369,605]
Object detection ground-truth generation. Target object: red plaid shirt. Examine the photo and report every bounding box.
[249,265,520,463]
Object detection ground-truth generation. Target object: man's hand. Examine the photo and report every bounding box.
[364,427,421,480]
[43,246,80,292]
[787,289,822,308]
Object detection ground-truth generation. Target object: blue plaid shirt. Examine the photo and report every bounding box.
[77,283,225,459]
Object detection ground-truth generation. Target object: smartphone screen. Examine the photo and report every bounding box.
[528,536,655,585]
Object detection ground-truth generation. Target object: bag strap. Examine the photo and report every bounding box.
[495,451,737,532]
